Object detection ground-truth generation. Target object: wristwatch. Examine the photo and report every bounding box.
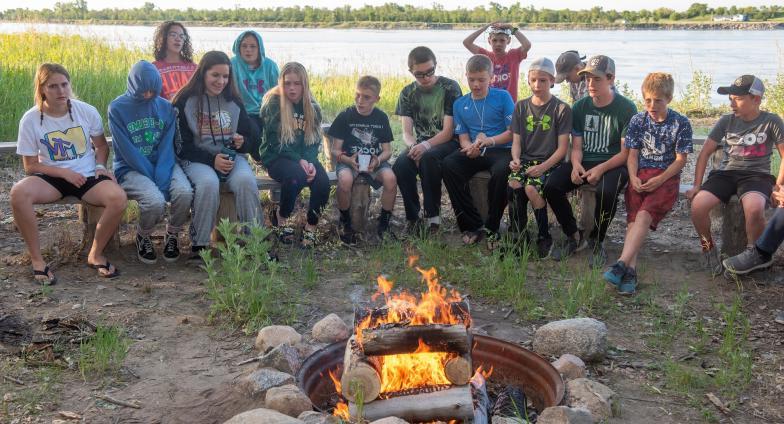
[511,27,518,35]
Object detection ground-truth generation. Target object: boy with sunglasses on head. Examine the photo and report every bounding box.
[463,22,532,102]
[392,46,462,235]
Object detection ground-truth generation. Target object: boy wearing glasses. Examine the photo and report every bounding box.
[392,46,462,235]
[463,22,532,102]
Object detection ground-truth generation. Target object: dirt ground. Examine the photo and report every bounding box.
[1,163,783,424]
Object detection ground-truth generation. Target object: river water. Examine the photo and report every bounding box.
[3,22,783,104]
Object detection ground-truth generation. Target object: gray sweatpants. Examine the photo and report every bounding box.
[181,154,261,247]
[120,164,193,237]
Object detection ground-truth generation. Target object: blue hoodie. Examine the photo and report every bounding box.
[110,60,177,200]
[231,30,279,116]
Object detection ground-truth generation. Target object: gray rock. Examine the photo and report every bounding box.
[551,353,587,381]
[294,341,328,360]
[258,343,303,374]
[533,318,607,362]
[537,406,594,424]
[311,313,350,343]
[265,384,313,417]
[566,378,617,422]
[492,417,528,424]
[256,325,303,353]
[298,411,340,424]
[240,368,295,398]
[223,408,305,424]
[369,418,409,424]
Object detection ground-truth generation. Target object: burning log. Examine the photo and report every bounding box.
[341,336,381,403]
[349,385,474,422]
[353,300,472,330]
[444,355,472,385]
[360,324,470,356]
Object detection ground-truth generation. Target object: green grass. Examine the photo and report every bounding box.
[78,325,131,380]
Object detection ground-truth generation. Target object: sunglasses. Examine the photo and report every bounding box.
[411,66,436,79]
[168,32,188,40]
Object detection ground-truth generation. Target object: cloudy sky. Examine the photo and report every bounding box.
[8,0,778,11]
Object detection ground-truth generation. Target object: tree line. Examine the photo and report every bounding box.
[2,1,783,24]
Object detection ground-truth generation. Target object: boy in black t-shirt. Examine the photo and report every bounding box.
[329,76,397,242]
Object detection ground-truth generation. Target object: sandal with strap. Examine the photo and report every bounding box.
[32,265,57,286]
[461,229,485,246]
[278,226,296,244]
[300,228,318,249]
[87,261,120,279]
[486,231,502,251]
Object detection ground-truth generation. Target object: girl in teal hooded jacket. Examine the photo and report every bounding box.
[231,30,279,121]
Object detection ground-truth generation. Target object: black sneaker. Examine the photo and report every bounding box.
[377,218,391,238]
[340,225,358,245]
[163,233,180,262]
[536,236,553,259]
[551,232,587,261]
[136,234,157,264]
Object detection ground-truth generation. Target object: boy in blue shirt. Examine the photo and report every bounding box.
[603,73,693,295]
[442,54,515,247]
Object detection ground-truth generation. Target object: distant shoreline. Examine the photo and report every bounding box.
[3,19,783,31]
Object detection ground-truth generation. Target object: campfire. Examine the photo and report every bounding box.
[330,257,489,422]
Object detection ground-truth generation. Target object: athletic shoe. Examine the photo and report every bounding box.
[136,234,157,264]
[163,233,180,262]
[551,232,587,261]
[618,268,638,295]
[587,238,608,269]
[536,236,553,259]
[603,260,627,288]
[722,246,773,275]
[340,225,358,245]
[700,246,724,276]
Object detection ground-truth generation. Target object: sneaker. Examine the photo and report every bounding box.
[700,246,724,276]
[618,268,638,295]
[536,236,553,259]
[551,232,586,262]
[188,246,206,266]
[136,234,157,264]
[163,233,180,262]
[377,219,391,238]
[722,246,773,275]
[486,231,501,251]
[340,225,358,245]
[588,239,608,269]
[603,260,627,288]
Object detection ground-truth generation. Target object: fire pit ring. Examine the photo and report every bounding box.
[297,334,564,415]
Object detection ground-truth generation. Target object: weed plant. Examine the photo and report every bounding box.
[202,219,293,333]
[78,325,131,380]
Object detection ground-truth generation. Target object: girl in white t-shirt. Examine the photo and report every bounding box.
[11,63,128,283]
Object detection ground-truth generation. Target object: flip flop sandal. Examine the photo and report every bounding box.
[462,230,481,246]
[278,226,296,244]
[88,261,120,279]
[32,265,57,286]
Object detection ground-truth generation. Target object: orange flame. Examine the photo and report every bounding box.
[353,262,469,395]
[328,369,342,394]
[333,401,350,420]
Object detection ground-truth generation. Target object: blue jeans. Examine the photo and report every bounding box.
[757,207,784,255]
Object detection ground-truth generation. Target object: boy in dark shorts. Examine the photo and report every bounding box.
[603,73,693,295]
[329,76,396,242]
[392,46,463,235]
[507,58,572,258]
[686,75,784,276]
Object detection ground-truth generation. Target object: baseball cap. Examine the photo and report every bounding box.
[578,55,616,79]
[555,50,585,83]
[529,58,556,85]
[717,75,765,97]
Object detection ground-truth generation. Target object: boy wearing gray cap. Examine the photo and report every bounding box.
[555,50,588,103]
[686,75,784,276]
[508,58,572,258]
[543,55,637,267]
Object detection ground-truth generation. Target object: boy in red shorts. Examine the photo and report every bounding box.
[603,73,693,294]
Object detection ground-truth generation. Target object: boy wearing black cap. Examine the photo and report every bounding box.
[462,22,532,102]
[555,50,588,103]
[686,75,784,276]
[543,55,637,268]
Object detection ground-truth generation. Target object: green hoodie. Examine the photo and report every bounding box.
[259,95,323,167]
[231,30,279,116]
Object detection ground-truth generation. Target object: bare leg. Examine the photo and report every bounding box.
[525,185,546,209]
[619,211,653,269]
[81,180,127,274]
[336,169,353,211]
[741,193,767,245]
[378,169,397,212]
[9,176,63,271]
[690,190,721,245]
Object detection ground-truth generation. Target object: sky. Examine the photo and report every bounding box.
[5,0,779,12]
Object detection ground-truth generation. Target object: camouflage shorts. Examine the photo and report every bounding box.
[508,160,552,196]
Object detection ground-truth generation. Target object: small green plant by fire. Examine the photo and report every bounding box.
[202,219,293,333]
[78,325,131,380]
